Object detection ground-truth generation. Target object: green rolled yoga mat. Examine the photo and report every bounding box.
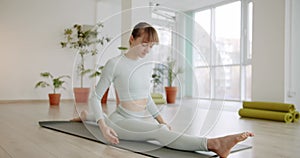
[151,93,166,104]
[292,111,299,122]
[243,101,295,113]
[151,93,164,98]
[153,98,166,104]
[239,108,293,123]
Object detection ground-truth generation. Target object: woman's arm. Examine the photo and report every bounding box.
[155,115,171,130]
[97,119,119,144]
[90,60,114,121]
[90,59,120,144]
[146,94,172,130]
[155,114,167,124]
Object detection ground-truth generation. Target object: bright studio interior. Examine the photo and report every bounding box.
[0,0,299,158]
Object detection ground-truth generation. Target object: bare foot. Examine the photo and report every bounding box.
[70,110,88,122]
[207,132,254,158]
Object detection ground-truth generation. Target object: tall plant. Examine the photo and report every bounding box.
[89,65,104,78]
[166,57,184,87]
[60,23,110,87]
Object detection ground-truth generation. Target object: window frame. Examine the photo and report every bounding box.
[191,0,253,101]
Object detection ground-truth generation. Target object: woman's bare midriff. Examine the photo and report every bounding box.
[120,99,147,112]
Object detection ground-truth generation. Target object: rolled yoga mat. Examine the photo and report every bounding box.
[151,93,164,98]
[39,121,252,158]
[239,108,293,123]
[153,98,166,104]
[292,111,299,122]
[243,101,295,113]
[151,93,166,104]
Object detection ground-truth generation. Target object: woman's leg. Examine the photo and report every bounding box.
[207,132,254,158]
[107,110,254,154]
[107,114,208,151]
[73,110,253,156]
[70,110,95,122]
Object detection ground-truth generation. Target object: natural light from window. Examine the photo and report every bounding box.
[192,1,251,101]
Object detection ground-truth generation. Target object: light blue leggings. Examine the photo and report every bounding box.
[86,105,208,151]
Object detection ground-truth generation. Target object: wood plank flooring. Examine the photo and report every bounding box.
[0,100,299,158]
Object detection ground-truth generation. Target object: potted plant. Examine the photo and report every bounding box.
[151,64,167,104]
[60,23,110,103]
[35,72,70,106]
[151,64,164,93]
[164,57,184,104]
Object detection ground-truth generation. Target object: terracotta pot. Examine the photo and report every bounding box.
[73,88,90,103]
[48,93,61,106]
[165,86,177,104]
[101,88,109,104]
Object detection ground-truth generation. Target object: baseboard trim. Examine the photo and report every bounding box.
[0,99,119,104]
[0,99,74,104]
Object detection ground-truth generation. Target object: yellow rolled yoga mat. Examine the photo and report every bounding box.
[153,98,166,104]
[151,93,164,99]
[151,93,166,104]
[238,108,293,123]
[292,111,299,122]
[243,101,295,113]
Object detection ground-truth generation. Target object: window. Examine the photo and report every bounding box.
[192,0,253,101]
[148,6,175,93]
[151,25,173,94]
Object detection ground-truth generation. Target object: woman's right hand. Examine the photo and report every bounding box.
[97,119,119,145]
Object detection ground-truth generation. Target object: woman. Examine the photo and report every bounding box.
[72,22,254,158]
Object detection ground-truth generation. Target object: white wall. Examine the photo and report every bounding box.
[0,0,97,100]
[252,0,285,102]
[94,0,158,99]
[95,0,122,67]
[1,0,297,106]
[94,0,122,99]
[285,0,300,109]
[0,0,159,101]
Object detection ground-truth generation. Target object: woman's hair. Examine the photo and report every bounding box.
[130,22,159,45]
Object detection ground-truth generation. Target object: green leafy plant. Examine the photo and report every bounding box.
[60,23,110,87]
[152,72,162,88]
[165,57,184,87]
[151,65,164,90]
[118,46,128,51]
[151,58,184,88]
[35,72,70,94]
[89,65,104,78]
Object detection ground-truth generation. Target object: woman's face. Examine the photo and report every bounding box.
[130,35,155,58]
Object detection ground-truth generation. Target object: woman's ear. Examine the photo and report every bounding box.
[129,35,134,45]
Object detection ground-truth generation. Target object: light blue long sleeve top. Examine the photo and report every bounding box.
[90,54,160,122]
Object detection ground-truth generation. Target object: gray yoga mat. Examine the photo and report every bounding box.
[39,121,252,158]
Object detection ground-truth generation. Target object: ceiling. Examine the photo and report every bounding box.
[153,0,225,11]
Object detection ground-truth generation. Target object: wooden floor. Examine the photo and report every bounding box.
[0,99,299,158]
